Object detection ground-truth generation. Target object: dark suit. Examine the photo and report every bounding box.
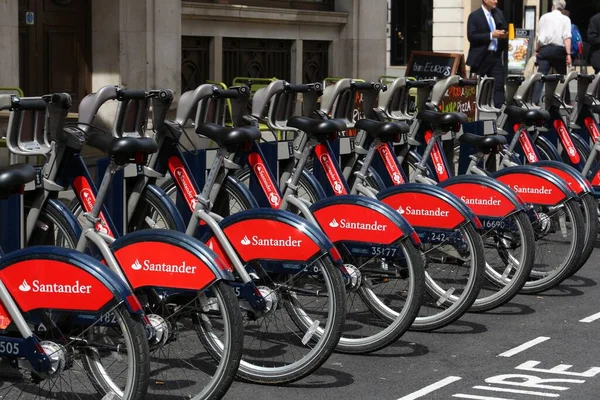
[467,7,508,108]
[588,13,600,73]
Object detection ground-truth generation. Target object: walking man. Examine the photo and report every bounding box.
[466,0,508,108]
[533,0,571,105]
[588,11,600,74]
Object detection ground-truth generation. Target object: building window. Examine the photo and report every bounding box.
[303,41,329,83]
[222,38,292,86]
[186,0,334,11]
[181,36,211,93]
[389,0,433,66]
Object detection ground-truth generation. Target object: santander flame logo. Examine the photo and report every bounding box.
[329,218,340,228]
[397,206,405,215]
[241,236,251,245]
[252,162,281,207]
[131,259,142,271]
[18,280,31,292]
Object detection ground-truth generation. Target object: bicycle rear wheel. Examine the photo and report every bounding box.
[0,303,149,400]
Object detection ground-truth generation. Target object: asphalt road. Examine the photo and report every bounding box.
[224,246,600,400]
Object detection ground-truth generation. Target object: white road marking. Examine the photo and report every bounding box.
[579,311,600,323]
[471,385,560,397]
[397,376,462,400]
[453,395,516,399]
[498,337,550,358]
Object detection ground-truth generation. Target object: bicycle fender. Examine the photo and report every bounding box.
[377,183,480,230]
[438,175,525,218]
[309,195,420,246]
[227,175,260,209]
[146,184,188,232]
[587,164,600,196]
[202,208,341,266]
[110,229,235,291]
[45,198,83,240]
[301,169,327,201]
[492,165,576,206]
[530,161,591,196]
[534,134,562,161]
[0,247,141,315]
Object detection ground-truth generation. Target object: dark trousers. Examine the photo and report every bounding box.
[474,51,505,108]
[533,44,569,104]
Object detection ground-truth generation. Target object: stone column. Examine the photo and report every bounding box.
[211,36,223,83]
[291,39,303,83]
[433,0,465,54]
[0,0,19,88]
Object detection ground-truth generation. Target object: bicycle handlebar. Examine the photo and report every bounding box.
[212,86,250,99]
[406,80,437,89]
[460,79,478,86]
[116,89,147,101]
[148,89,174,103]
[577,74,596,82]
[351,81,384,91]
[541,74,564,83]
[284,82,323,93]
[44,93,72,109]
[12,98,48,111]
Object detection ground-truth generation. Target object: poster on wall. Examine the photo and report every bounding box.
[508,29,534,74]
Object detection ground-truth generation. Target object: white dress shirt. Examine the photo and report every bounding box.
[482,6,497,51]
[537,9,571,48]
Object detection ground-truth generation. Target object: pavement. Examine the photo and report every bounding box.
[224,243,600,400]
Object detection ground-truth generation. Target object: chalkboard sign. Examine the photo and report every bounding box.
[405,51,466,81]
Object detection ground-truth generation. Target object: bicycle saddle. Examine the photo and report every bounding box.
[196,123,261,150]
[286,116,347,140]
[0,164,36,198]
[355,119,409,141]
[417,110,468,131]
[503,106,550,126]
[459,133,507,154]
[87,133,158,164]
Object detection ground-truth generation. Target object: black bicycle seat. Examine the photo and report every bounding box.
[417,110,468,130]
[504,106,550,126]
[0,164,36,197]
[287,116,347,140]
[196,123,261,150]
[87,133,158,164]
[355,119,409,142]
[459,133,507,154]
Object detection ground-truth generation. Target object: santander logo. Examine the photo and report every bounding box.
[518,131,538,163]
[328,218,388,231]
[554,121,580,163]
[130,258,198,274]
[173,166,198,211]
[377,144,404,185]
[397,205,449,217]
[240,235,302,247]
[18,279,92,294]
[585,117,600,142]
[511,185,552,195]
[252,162,281,207]
[319,153,345,194]
[79,188,111,235]
[460,196,501,206]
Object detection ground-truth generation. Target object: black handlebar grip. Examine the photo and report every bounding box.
[286,84,312,93]
[212,87,247,98]
[117,89,147,101]
[50,93,72,109]
[541,74,564,83]
[13,98,48,111]
[460,79,478,86]
[507,75,525,82]
[406,80,436,88]
[353,82,382,91]
[578,74,596,82]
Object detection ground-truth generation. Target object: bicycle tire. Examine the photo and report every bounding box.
[522,198,585,293]
[471,210,535,312]
[128,187,180,232]
[236,168,428,350]
[27,200,79,249]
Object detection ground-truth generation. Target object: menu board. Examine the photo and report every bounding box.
[405,51,465,81]
[508,29,534,73]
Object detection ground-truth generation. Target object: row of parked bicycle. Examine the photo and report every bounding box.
[0,68,598,399]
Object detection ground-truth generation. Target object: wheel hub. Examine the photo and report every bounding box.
[257,286,280,314]
[147,314,171,347]
[34,341,66,379]
[343,264,362,290]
